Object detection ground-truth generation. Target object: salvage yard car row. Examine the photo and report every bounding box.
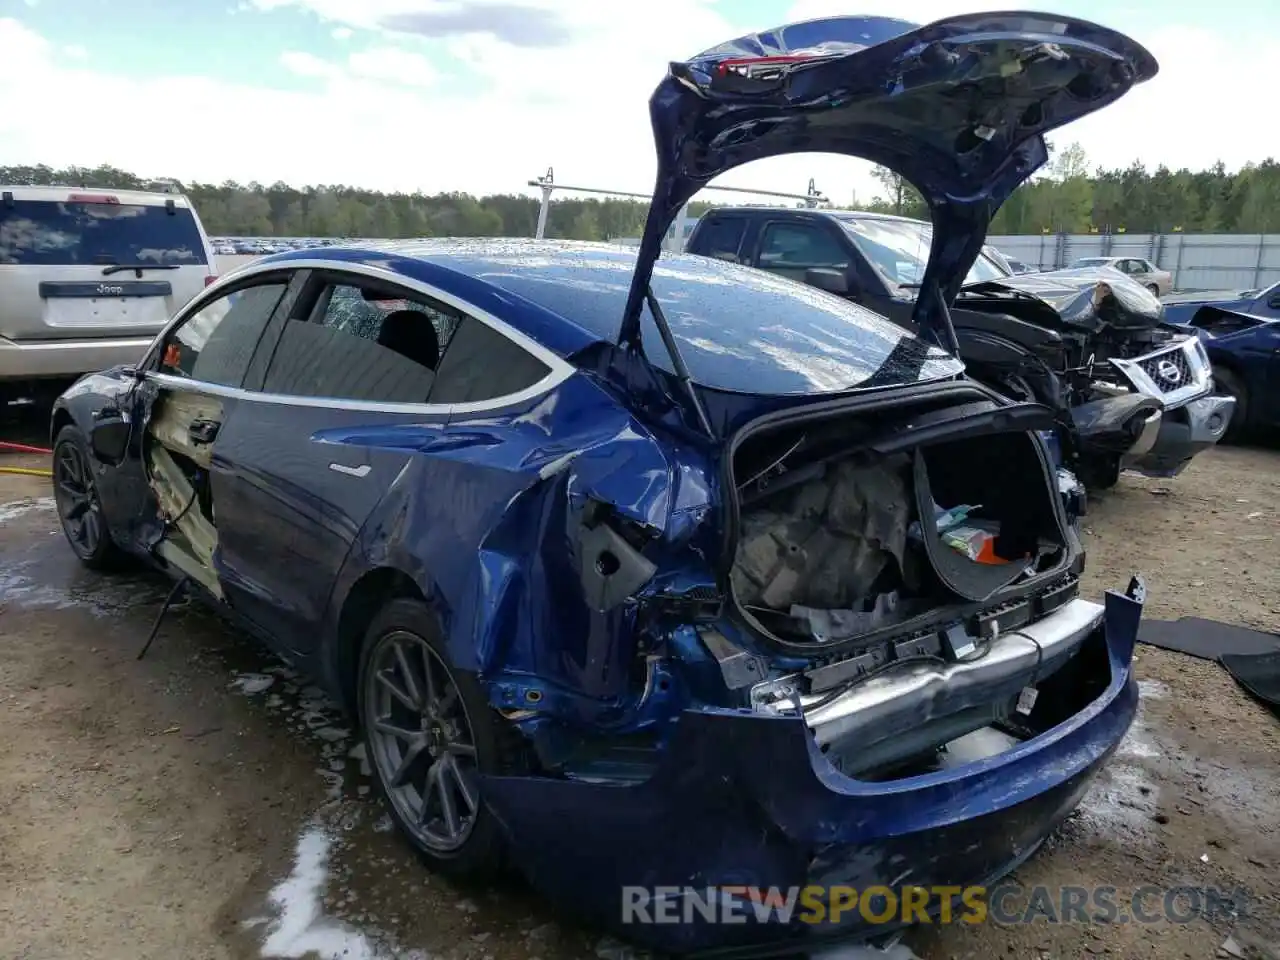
[4,9,1273,957]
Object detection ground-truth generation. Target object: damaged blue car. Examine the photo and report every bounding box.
[51,11,1155,954]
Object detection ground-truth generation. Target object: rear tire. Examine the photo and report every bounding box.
[51,425,127,570]
[1146,283,1160,297]
[1213,367,1249,443]
[357,597,521,880]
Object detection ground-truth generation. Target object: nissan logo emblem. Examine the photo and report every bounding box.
[1156,359,1182,384]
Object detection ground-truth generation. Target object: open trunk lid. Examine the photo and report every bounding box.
[620,12,1157,357]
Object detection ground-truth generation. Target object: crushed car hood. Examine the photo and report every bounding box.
[621,12,1157,351]
[961,266,1165,331]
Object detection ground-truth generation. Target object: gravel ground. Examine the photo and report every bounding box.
[2,411,1279,960]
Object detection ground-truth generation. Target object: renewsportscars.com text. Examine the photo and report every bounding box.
[621,884,1248,926]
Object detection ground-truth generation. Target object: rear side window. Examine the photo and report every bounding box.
[160,282,286,387]
[261,283,457,404]
[694,218,746,263]
[0,199,208,266]
[429,316,551,405]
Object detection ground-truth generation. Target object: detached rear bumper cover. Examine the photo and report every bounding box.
[482,590,1142,954]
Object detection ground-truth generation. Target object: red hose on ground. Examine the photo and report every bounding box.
[0,440,52,455]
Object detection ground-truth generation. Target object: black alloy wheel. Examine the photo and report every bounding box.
[51,425,122,569]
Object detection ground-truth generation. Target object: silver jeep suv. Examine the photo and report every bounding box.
[0,183,217,402]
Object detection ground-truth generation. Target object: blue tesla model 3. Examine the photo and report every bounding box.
[50,11,1156,953]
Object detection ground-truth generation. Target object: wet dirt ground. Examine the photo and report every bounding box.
[2,409,1279,960]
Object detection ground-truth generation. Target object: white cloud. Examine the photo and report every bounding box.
[345,46,436,87]
[280,45,435,88]
[1,5,1278,216]
[62,43,87,59]
[278,49,337,79]
[0,8,740,203]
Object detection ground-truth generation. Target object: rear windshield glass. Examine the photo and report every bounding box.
[0,199,208,266]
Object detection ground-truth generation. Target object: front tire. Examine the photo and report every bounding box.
[51,425,125,570]
[357,598,514,879]
[1077,453,1121,491]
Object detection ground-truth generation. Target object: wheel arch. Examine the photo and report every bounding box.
[329,565,428,717]
[1205,353,1252,434]
[49,405,77,448]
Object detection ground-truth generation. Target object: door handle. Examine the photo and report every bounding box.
[328,462,371,478]
[188,418,221,444]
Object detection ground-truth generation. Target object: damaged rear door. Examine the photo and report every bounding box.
[137,272,299,600]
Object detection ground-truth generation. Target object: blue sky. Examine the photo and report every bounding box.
[2,0,1276,204]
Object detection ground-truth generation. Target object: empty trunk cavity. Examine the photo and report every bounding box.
[145,391,223,598]
[730,413,1069,650]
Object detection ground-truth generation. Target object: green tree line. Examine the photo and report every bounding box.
[5,145,1279,238]
[869,144,1280,234]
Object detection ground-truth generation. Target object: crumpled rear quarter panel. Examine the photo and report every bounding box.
[320,371,716,713]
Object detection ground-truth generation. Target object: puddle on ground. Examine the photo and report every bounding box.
[254,825,397,960]
[0,496,55,523]
[1137,678,1170,700]
[231,673,276,696]
[1074,673,1279,846]
[1074,678,1165,842]
[227,660,576,960]
[0,556,168,616]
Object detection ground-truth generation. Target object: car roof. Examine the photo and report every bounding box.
[0,184,193,207]
[257,238,958,395]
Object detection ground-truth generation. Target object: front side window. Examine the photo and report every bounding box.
[0,198,208,266]
[158,282,287,387]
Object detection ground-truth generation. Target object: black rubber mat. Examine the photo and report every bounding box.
[1137,617,1280,660]
[1219,651,1280,714]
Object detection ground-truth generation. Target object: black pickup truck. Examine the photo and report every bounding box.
[685,207,1233,489]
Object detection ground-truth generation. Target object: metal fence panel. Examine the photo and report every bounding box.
[987,232,1280,292]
